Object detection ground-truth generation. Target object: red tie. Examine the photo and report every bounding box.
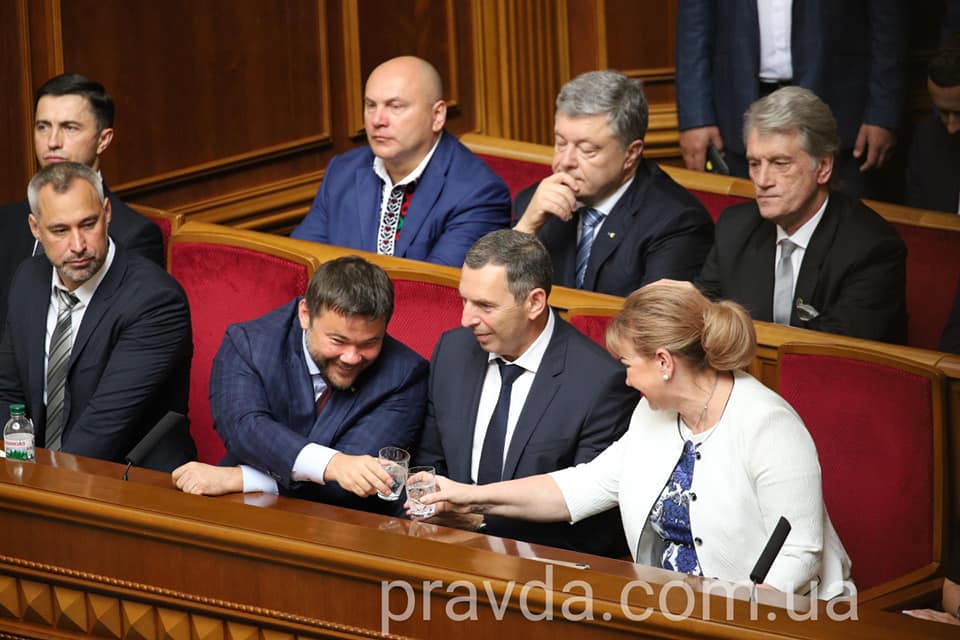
[315,387,332,416]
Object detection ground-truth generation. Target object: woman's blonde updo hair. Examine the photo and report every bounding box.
[606,282,756,371]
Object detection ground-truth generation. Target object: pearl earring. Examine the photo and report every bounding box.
[662,374,669,381]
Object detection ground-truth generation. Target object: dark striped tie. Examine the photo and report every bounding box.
[45,288,80,451]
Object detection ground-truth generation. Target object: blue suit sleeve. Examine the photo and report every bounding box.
[211,326,312,485]
[423,177,511,267]
[675,0,717,130]
[861,1,907,130]
[290,157,337,243]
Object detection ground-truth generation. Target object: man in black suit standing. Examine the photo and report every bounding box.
[512,70,713,297]
[0,162,194,471]
[0,74,163,331]
[696,87,907,344]
[414,230,639,557]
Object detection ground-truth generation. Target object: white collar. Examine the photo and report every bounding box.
[776,195,829,249]
[372,132,443,188]
[487,308,555,374]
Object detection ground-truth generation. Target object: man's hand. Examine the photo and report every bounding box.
[324,453,393,497]
[853,124,896,172]
[514,173,580,235]
[679,126,724,171]
[172,462,243,496]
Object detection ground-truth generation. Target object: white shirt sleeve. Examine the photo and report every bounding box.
[290,442,339,484]
[239,465,279,494]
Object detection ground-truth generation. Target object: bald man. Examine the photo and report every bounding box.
[292,56,510,267]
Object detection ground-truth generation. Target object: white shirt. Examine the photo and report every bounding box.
[470,309,556,483]
[372,133,443,255]
[576,174,633,244]
[43,239,116,403]
[757,0,794,82]
[239,331,338,494]
[775,196,828,301]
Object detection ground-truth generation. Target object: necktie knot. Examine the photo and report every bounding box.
[55,288,79,311]
[779,238,797,260]
[497,359,524,387]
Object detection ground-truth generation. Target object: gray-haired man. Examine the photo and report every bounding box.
[513,70,713,297]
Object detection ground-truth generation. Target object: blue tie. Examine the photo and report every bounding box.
[476,360,524,484]
[575,208,603,288]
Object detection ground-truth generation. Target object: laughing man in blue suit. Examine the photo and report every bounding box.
[173,256,428,513]
[291,56,511,267]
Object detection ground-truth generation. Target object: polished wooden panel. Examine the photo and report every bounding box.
[0,452,952,639]
[0,0,35,203]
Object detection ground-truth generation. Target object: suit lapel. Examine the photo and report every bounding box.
[453,339,490,483]
[792,198,839,322]
[742,217,778,321]
[70,250,126,365]
[25,264,52,434]
[583,166,647,289]
[501,321,565,480]
[393,134,450,257]
[284,319,318,436]
[354,164,383,254]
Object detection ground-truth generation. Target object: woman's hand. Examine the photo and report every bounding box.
[405,475,482,518]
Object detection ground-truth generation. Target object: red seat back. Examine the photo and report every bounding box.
[891,223,960,351]
[568,314,615,350]
[776,344,946,597]
[170,242,311,463]
[687,190,752,222]
[389,279,463,359]
[476,153,553,201]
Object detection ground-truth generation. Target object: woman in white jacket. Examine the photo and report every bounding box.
[416,281,852,599]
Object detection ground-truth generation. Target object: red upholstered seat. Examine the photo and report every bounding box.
[688,189,752,222]
[891,223,960,351]
[476,153,553,201]
[389,279,463,359]
[776,343,947,601]
[170,242,311,463]
[568,314,615,350]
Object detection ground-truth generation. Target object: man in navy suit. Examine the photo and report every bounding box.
[0,162,194,471]
[513,70,713,296]
[173,256,428,513]
[414,230,639,556]
[0,74,163,333]
[290,56,511,267]
[675,0,907,198]
[696,87,907,344]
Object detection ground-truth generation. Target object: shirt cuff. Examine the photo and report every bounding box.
[240,465,279,495]
[291,443,338,484]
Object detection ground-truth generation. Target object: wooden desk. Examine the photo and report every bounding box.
[0,452,951,639]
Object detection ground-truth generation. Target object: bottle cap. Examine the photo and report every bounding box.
[9,404,25,415]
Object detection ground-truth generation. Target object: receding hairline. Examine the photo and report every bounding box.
[366,56,443,103]
[31,175,103,219]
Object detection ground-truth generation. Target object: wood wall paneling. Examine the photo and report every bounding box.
[0,0,35,203]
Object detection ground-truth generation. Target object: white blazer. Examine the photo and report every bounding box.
[551,371,852,599]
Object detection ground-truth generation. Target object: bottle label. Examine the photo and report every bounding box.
[4,434,35,461]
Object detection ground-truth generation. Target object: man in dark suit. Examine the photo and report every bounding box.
[696,87,907,344]
[173,256,428,514]
[513,70,713,297]
[675,0,907,198]
[291,56,510,267]
[415,230,639,556]
[905,33,960,214]
[0,74,163,332]
[0,162,194,471]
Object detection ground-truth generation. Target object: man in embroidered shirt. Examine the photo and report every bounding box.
[695,87,906,343]
[173,256,428,513]
[291,56,510,267]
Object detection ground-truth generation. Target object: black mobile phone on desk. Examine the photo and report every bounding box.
[705,145,730,175]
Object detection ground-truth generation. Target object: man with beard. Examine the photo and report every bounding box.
[173,256,428,514]
[0,162,194,470]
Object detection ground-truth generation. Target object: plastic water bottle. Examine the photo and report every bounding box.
[4,404,35,462]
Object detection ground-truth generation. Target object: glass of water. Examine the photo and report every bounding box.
[377,446,410,501]
[406,466,437,518]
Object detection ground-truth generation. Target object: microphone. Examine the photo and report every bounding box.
[122,411,187,480]
[749,516,792,601]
